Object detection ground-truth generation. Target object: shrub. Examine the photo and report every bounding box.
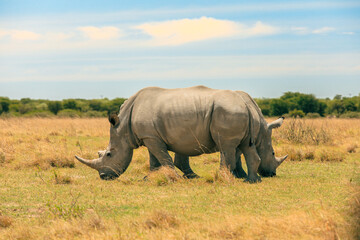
[82,110,107,118]
[317,149,345,162]
[57,109,82,118]
[305,112,321,119]
[279,118,332,145]
[24,111,55,118]
[289,109,305,118]
[339,112,360,119]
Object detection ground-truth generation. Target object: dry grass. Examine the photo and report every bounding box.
[0,118,359,239]
[0,215,12,228]
[146,166,182,186]
[144,210,179,229]
[349,187,360,239]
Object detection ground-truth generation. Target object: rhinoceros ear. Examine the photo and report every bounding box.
[108,113,120,127]
[267,117,285,131]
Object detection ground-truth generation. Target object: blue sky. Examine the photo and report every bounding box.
[0,0,359,99]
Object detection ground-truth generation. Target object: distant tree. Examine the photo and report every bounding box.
[63,99,78,110]
[106,98,126,114]
[297,94,319,114]
[48,101,63,115]
[19,103,35,114]
[89,99,103,111]
[20,98,32,104]
[255,98,271,116]
[270,99,288,116]
[333,94,342,100]
[330,100,346,115]
[0,97,10,114]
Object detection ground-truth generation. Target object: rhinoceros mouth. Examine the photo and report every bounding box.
[258,169,276,177]
[99,172,118,180]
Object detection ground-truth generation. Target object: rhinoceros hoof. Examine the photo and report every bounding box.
[183,173,200,179]
[233,170,247,179]
[244,176,262,183]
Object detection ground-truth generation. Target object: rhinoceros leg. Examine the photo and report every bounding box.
[241,145,261,183]
[143,139,177,170]
[174,153,199,179]
[233,148,247,178]
[149,150,162,171]
[219,147,237,174]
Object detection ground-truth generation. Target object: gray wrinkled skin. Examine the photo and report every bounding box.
[76,86,287,183]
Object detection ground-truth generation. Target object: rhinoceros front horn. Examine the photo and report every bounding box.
[75,155,101,170]
[276,155,288,166]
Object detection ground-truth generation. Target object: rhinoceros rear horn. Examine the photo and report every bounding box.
[276,155,288,166]
[108,113,120,127]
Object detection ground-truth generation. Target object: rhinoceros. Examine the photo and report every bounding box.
[76,86,287,183]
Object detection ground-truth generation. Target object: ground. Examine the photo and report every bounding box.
[0,118,359,239]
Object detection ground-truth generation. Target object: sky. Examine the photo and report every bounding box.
[0,0,359,100]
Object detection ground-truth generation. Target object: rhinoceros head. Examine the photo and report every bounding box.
[75,114,133,180]
[257,117,288,177]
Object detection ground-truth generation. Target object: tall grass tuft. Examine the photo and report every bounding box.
[146,167,182,186]
[349,188,360,239]
[279,118,332,145]
[144,210,179,229]
[0,214,13,228]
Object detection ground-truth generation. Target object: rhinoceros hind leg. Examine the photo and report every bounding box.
[219,147,237,174]
[232,148,247,178]
[148,150,162,171]
[174,153,200,179]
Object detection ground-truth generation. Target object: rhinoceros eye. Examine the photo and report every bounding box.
[272,151,275,155]
[106,152,111,157]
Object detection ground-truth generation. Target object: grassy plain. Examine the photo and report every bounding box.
[0,118,359,239]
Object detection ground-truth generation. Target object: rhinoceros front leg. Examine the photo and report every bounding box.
[241,145,261,183]
[174,153,199,179]
[143,139,177,171]
[233,148,247,178]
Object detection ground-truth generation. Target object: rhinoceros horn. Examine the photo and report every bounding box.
[75,156,102,170]
[276,155,288,165]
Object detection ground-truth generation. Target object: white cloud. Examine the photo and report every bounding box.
[342,32,355,35]
[135,17,278,45]
[312,27,335,34]
[78,26,121,40]
[0,29,41,41]
[45,32,73,41]
[291,27,309,35]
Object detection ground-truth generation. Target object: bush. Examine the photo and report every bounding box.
[82,110,107,118]
[305,112,321,119]
[289,109,305,118]
[23,111,55,118]
[48,101,63,115]
[279,118,332,145]
[317,149,345,162]
[57,109,82,118]
[339,112,360,119]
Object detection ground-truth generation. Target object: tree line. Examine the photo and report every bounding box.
[0,92,359,118]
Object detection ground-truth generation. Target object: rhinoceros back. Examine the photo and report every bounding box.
[130,86,251,156]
